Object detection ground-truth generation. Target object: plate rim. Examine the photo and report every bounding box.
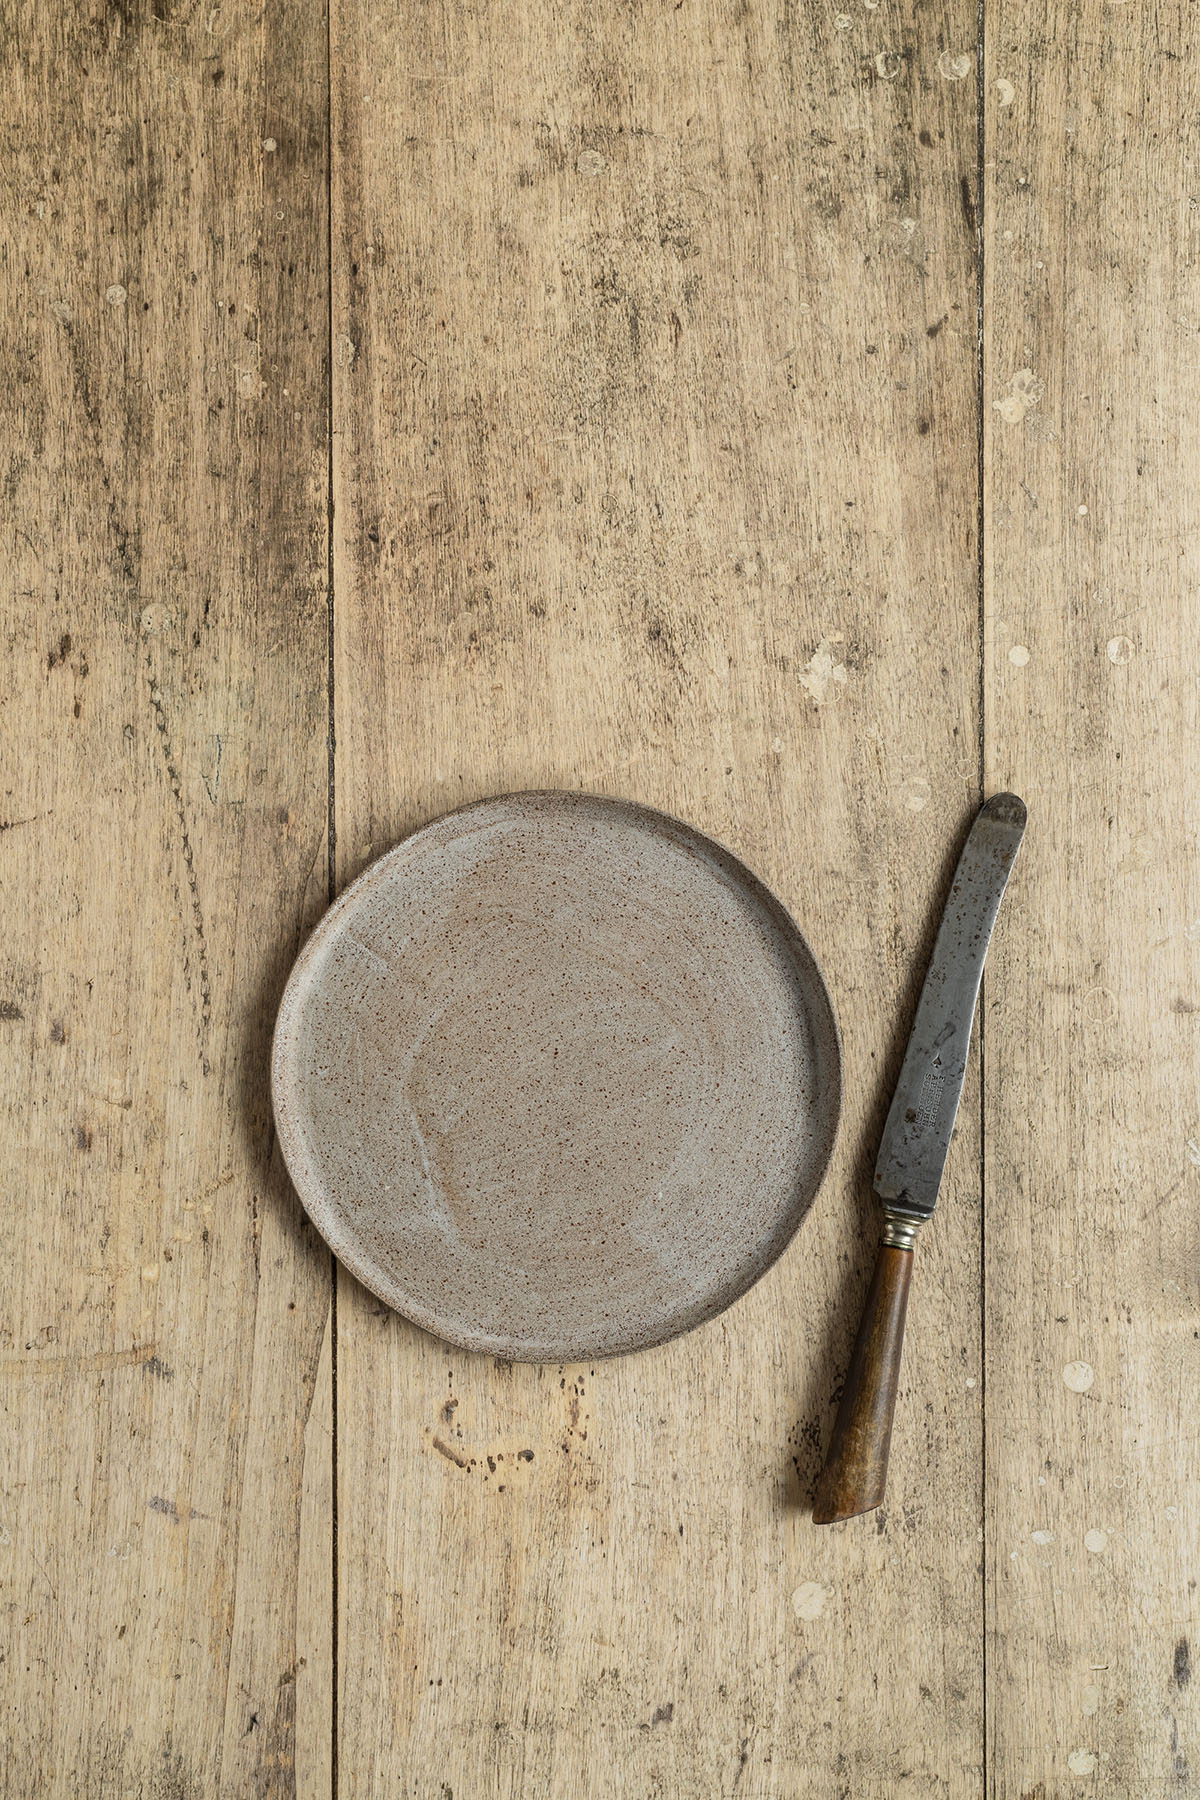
[271,788,843,1361]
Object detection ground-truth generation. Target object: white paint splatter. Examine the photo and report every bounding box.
[834,12,852,27]
[1082,1685,1101,1716]
[1107,636,1134,665]
[1077,503,1089,516]
[791,1581,828,1620]
[262,137,277,153]
[993,367,1045,425]
[1187,1138,1200,1170]
[1068,1749,1097,1776]
[1081,986,1117,1024]
[995,77,1016,106]
[938,50,972,80]
[1166,1505,1178,1520]
[1185,920,1200,943]
[965,1375,978,1389]
[901,776,931,812]
[1084,1529,1108,1554]
[139,603,174,636]
[798,638,849,705]
[875,51,902,79]
[106,284,127,306]
[1009,644,1030,666]
[1031,1529,1054,1545]
[1063,1361,1094,1393]
[576,150,608,177]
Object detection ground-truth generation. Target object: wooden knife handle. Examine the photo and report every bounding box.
[812,1239,914,1524]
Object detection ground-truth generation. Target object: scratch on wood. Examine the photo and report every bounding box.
[145,657,212,1034]
[431,1436,471,1469]
[0,1344,160,1380]
[191,1170,236,1205]
[147,1495,211,1522]
[201,733,223,805]
[57,310,138,585]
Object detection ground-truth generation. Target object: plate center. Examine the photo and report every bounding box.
[403,935,713,1273]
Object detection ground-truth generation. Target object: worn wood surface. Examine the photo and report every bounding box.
[3,0,1196,1793]
[331,1,983,1794]
[0,3,333,1795]
[982,1,1200,1794]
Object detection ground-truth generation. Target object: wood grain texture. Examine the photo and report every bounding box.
[982,1,1200,1792]
[0,5,333,1795]
[813,1242,913,1524]
[11,0,1194,1791]
[331,0,984,1792]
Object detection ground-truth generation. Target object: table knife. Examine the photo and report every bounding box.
[812,791,1027,1524]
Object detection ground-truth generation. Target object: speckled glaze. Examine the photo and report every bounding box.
[271,792,841,1361]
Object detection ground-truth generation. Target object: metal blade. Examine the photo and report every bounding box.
[874,792,1027,1218]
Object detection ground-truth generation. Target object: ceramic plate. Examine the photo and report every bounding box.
[271,792,841,1361]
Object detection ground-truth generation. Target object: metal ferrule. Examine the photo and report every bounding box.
[881,1211,923,1252]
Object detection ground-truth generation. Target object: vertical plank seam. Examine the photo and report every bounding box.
[325,0,340,1787]
[974,2,989,1795]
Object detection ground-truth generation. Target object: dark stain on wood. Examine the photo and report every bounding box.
[960,174,977,238]
[640,1702,674,1729]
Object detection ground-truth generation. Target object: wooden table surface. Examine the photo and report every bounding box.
[3,0,1197,1794]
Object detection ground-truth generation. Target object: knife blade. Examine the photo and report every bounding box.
[812,792,1027,1524]
[874,789,1028,1232]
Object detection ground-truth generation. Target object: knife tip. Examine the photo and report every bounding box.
[982,791,1027,831]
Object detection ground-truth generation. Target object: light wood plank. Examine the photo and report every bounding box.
[0,6,332,1794]
[982,2,1200,1792]
[332,1,987,1792]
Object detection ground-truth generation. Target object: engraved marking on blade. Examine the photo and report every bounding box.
[917,1063,945,1130]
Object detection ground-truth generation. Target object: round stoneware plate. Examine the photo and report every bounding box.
[272,792,841,1361]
